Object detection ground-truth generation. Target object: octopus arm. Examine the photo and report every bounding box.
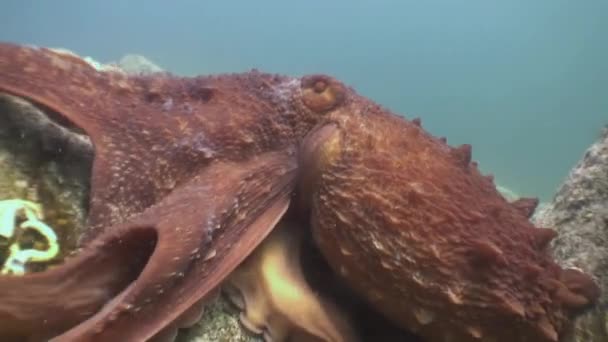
[0,43,112,136]
[225,220,359,342]
[0,151,297,341]
[0,221,155,341]
[0,42,187,239]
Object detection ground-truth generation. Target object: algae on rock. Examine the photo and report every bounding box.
[0,93,92,270]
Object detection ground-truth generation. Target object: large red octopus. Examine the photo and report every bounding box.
[0,42,600,342]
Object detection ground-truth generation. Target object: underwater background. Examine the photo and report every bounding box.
[1,0,606,202]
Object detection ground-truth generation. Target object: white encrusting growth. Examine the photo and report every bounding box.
[0,199,60,275]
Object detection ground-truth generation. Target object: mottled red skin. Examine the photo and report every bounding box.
[0,42,599,342]
[0,43,310,341]
[301,96,601,341]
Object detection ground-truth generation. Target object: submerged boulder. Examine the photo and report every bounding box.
[534,126,608,342]
[113,54,165,75]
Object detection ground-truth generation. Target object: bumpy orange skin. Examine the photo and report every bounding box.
[299,75,600,342]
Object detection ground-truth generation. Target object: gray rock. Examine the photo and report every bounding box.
[496,184,520,201]
[177,296,260,342]
[113,54,164,75]
[49,47,164,75]
[0,93,92,262]
[533,126,608,341]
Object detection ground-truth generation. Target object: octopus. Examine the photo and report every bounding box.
[0,42,600,342]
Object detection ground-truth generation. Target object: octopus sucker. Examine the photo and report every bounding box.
[150,294,212,342]
[465,325,482,339]
[224,220,359,342]
[174,296,211,328]
[0,42,600,342]
[149,327,179,342]
[532,227,558,250]
[535,316,559,342]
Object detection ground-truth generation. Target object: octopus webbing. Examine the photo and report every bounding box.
[0,42,600,342]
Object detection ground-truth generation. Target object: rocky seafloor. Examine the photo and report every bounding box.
[533,126,608,341]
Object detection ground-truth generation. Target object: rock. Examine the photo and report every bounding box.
[50,47,164,74]
[533,126,608,341]
[0,93,92,267]
[177,297,260,342]
[496,184,520,201]
[48,47,122,73]
[113,54,164,75]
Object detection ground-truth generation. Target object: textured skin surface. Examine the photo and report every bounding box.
[300,94,601,341]
[0,43,311,341]
[0,42,600,342]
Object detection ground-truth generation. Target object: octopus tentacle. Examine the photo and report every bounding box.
[50,152,297,341]
[0,43,163,240]
[0,226,155,341]
[0,42,307,340]
[0,43,110,135]
[0,151,296,341]
[224,219,359,342]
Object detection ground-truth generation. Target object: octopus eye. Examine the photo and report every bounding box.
[313,80,327,93]
[301,75,345,113]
